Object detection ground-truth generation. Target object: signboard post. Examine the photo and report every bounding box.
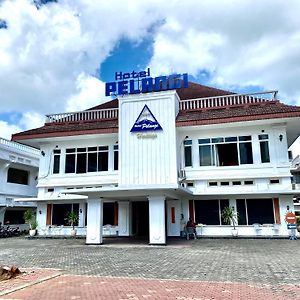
[285,212,297,240]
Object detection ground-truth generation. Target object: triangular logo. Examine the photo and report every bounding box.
[130,105,163,132]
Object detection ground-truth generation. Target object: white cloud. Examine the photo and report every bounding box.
[66,73,106,112]
[1,0,300,142]
[0,121,22,140]
[148,0,300,104]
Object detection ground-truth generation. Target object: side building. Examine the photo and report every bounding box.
[12,82,300,243]
[0,138,39,229]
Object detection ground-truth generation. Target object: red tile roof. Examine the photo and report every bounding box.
[11,82,300,141]
[176,101,300,127]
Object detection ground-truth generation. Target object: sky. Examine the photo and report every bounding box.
[0,0,300,154]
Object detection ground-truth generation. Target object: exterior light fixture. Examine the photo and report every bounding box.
[287,205,290,211]
[39,210,42,214]
[79,208,82,213]
[41,150,45,156]
[279,134,283,142]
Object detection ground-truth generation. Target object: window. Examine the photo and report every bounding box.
[65,146,109,174]
[236,199,274,225]
[7,168,29,185]
[208,182,218,186]
[103,203,115,225]
[52,203,79,226]
[270,179,280,184]
[198,136,253,167]
[244,180,254,185]
[53,149,61,174]
[194,199,229,225]
[184,140,192,167]
[114,145,118,170]
[259,134,270,163]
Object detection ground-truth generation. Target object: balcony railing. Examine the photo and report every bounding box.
[45,91,278,124]
[179,91,278,111]
[0,138,40,155]
[45,108,119,124]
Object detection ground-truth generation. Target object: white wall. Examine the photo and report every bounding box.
[119,91,179,187]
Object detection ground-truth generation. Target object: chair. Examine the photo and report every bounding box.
[186,227,197,240]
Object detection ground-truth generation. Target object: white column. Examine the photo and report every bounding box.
[148,196,166,244]
[118,201,130,236]
[86,198,103,244]
[78,202,85,227]
[0,207,6,224]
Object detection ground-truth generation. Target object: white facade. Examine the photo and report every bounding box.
[0,138,39,228]
[13,88,300,243]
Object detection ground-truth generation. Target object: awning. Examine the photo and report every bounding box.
[14,193,88,202]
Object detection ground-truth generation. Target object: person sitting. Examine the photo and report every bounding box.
[186,218,197,239]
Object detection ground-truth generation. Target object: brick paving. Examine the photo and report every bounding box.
[0,237,299,299]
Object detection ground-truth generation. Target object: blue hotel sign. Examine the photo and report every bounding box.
[105,68,188,96]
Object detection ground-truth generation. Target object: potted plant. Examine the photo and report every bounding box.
[221,206,239,237]
[23,209,38,236]
[66,211,79,237]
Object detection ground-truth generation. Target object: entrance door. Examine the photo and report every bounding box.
[132,201,149,237]
[167,200,181,236]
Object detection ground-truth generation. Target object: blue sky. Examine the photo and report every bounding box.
[0,0,300,155]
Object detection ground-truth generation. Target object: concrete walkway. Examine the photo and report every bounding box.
[0,237,299,299]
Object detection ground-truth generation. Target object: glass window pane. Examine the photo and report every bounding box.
[239,142,253,164]
[72,204,79,226]
[184,140,192,146]
[247,199,274,224]
[216,143,238,166]
[258,134,268,140]
[7,168,29,185]
[88,147,97,152]
[53,149,61,154]
[98,152,108,171]
[52,204,72,226]
[77,148,86,152]
[114,145,118,150]
[220,200,229,225]
[76,153,87,173]
[66,148,75,153]
[103,203,115,225]
[212,137,224,143]
[65,154,75,173]
[99,146,109,151]
[53,155,60,174]
[194,200,220,225]
[236,199,247,225]
[199,145,213,166]
[225,137,237,142]
[114,150,118,170]
[239,136,251,141]
[260,141,270,163]
[184,146,192,167]
[198,138,210,144]
[88,152,97,172]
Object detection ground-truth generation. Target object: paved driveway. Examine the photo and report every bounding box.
[0,237,299,285]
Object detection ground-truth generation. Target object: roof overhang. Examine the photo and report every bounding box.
[14,193,88,202]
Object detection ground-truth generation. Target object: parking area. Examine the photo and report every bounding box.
[0,237,299,299]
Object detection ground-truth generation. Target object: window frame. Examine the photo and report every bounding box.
[198,135,253,167]
[64,146,109,174]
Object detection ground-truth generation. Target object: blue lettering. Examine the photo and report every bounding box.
[168,74,181,89]
[115,72,123,80]
[105,82,117,96]
[123,73,130,79]
[131,70,139,78]
[183,73,188,88]
[154,76,167,92]
[146,67,150,77]
[141,78,153,93]
[129,80,140,94]
[118,80,128,95]
[139,71,147,78]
